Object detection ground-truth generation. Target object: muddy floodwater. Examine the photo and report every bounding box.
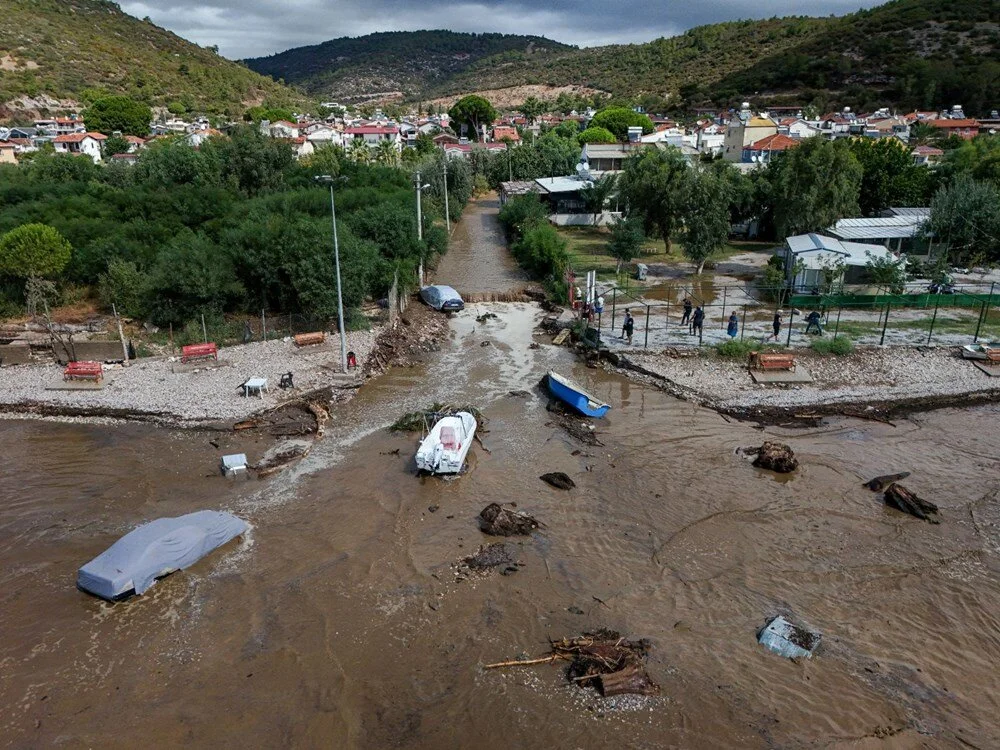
[2,299,1000,749]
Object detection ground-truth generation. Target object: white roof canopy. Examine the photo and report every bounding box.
[785,233,896,269]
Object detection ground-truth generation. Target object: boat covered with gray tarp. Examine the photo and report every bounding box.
[77,510,248,601]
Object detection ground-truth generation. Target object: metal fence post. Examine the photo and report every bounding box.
[880,303,890,346]
[665,300,670,334]
[927,295,940,345]
[740,307,747,341]
[611,288,617,331]
[785,310,794,347]
[261,309,266,341]
[833,307,842,340]
[201,313,208,343]
[720,286,727,329]
[644,305,650,348]
[974,300,986,342]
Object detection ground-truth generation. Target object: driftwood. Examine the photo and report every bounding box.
[864,472,911,492]
[884,483,940,523]
[485,630,659,698]
[540,472,575,490]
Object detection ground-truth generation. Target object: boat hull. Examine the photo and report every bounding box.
[414,412,477,475]
[546,371,611,418]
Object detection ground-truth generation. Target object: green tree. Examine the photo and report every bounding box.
[578,126,617,145]
[580,173,618,225]
[607,216,645,272]
[619,147,691,253]
[589,107,654,142]
[448,95,498,141]
[497,194,548,240]
[374,139,399,167]
[82,95,152,136]
[519,96,547,123]
[681,170,731,274]
[925,175,1000,267]
[204,125,295,196]
[98,258,148,317]
[769,138,862,238]
[243,105,295,123]
[0,223,72,279]
[103,135,131,158]
[848,137,927,217]
[864,250,908,294]
[512,223,568,279]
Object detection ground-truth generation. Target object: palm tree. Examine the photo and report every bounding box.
[375,138,399,167]
[347,137,369,163]
[580,173,618,226]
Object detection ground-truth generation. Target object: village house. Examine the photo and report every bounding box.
[490,125,521,144]
[185,128,223,148]
[823,215,932,255]
[776,117,821,140]
[0,141,18,164]
[34,116,85,136]
[124,135,146,152]
[268,120,300,138]
[783,233,899,292]
[288,137,314,158]
[442,142,507,159]
[742,133,799,163]
[722,105,777,161]
[925,117,980,141]
[345,124,400,150]
[305,126,345,148]
[911,145,944,166]
[579,142,647,173]
[52,132,107,162]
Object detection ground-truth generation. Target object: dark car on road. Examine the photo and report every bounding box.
[419,285,464,312]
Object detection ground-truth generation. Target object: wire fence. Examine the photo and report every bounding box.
[580,281,1000,351]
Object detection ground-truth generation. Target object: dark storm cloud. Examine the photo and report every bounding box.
[121,0,885,59]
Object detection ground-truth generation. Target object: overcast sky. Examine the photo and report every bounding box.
[121,0,884,60]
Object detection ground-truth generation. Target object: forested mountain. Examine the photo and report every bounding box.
[0,0,309,121]
[244,31,574,102]
[248,0,999,114]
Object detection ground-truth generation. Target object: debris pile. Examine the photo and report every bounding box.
[544,399,603,446]
[476,312,499,323]
[485,629,660,698]
[540,472,575,490]
[478,503,539,536]
[884,483,940,523]
[758,615,821,659]
[254,439,311,477]
[390,403,484,432]
[458,543,521,576]
[746,441,798,473]
[863,472,911,491]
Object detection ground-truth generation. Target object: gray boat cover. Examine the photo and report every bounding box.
[77,510,248,600]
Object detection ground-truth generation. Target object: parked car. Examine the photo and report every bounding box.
[419,285,464,312]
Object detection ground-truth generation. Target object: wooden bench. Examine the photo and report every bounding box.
[64,360,103,382]
[750,352,796,372]
[986,349,1000,364]
[181,342,218,363]
[293,332,326,348]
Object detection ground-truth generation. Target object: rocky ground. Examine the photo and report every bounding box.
[610,346,1000,419]
[0,304,453,427]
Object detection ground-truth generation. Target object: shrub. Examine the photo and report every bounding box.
[98,259,148,318]
[714,338,759,359]
[811,336,854,355]
[498,194,548,240]
[512,223,568,279]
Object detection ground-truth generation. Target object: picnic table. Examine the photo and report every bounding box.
[240,377,268,398]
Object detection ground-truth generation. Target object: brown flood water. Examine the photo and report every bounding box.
[2,301,1000,749]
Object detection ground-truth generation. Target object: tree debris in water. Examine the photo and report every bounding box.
[478,503,540,536]
[544,399,603,446]
[476,312,499,323]
[254,439,311,477]
[745,441,798,473]
[457,543,521,576]
[540,472,575,490]
[864,472,911,491]
[390,403,484,432]
[484,629,660,697]
[884,483,940,523]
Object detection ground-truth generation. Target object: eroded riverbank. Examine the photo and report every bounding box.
[2,301,1000,749]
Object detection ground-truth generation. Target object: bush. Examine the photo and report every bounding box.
[98,259,148,317]
[811,337,854,355]
[714,339,759,359]
[498,194,548,240]
[512,223,568,279]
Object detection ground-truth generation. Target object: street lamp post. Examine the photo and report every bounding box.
[315,174,349,373]
[442,159,451,235]
[414,172,431,285]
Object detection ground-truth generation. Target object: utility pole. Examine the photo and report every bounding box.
[414,172,430,285]
[315,175,349,373]
[442,159,451,235]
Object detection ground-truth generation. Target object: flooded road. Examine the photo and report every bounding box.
[2,300,1000,749]
[432,195,528,296]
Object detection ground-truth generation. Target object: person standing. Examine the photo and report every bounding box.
[772,310,783,341]
[692,306,705,337]
[622,310,635,345]
[681,297,693,329]
[727,311,739,339]
[805,310,823,334]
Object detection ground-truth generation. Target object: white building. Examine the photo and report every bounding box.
[52,132,107,162]
[783,233,898,292]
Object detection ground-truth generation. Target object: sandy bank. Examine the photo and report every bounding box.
[610,346,1000,422]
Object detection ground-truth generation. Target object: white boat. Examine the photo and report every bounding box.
[415,412,477,475]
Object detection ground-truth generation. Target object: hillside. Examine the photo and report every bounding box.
[244,31,575,102]
[0,0,310,122]
[715,0,1000,115]
[244,30,575,103]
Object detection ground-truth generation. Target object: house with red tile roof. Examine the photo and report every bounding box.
[345,124,400,150]
[924,118,980,140]
[491,125,520,143]
[911,145,944,166]
[742,133,799,163]
[269,120,300,138]
[0,141,18,164]
[53,132,107,162]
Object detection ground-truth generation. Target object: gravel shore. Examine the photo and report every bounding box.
[614,346,1000,415]
[0,330,380,426]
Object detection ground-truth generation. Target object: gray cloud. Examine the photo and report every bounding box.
[122,0,885,59]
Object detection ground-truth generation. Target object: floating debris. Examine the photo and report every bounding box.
[540,472,575,490]
[390,403,484,432]
[476,312,499,323]
[864,472,911,491]
[484,629,660,698]
[458,543,521,576]
[220,453,248,478]
[254,439,311,477]
[758,615,821,659]
[745,441,798,473]
[884,483,940,523]
[478,503,540,536]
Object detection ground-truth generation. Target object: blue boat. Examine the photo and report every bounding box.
[546,370,611,418]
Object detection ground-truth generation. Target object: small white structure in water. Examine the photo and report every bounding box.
[220,453,249,477]
[415,412,477,475]
[758,615,821,659]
